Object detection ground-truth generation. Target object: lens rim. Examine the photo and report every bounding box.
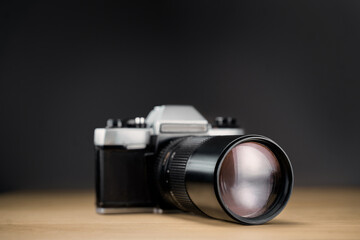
[215,135,294,225]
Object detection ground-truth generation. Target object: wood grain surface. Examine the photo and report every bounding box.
[0,188,359,240]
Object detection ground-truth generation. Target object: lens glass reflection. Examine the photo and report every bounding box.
[219,142,281,218]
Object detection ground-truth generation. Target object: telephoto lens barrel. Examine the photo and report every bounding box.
[156,135,293,225]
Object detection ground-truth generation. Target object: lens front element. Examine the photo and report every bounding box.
[219,142,281,218]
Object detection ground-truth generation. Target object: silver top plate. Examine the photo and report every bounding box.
[94,105,244,148]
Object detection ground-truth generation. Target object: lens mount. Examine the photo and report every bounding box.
[156,135,293,225]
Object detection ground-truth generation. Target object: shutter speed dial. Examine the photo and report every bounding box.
[215,117,238,128]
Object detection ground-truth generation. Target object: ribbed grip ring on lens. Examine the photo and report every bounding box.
[166,136,211,214]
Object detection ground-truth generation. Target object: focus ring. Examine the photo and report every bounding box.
[166,136,211,214]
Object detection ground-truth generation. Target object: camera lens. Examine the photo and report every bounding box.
[156,135,293,225]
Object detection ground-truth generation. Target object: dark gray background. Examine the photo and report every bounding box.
[1,0,359,191]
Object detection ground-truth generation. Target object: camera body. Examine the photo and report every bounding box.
[94,105,244,214]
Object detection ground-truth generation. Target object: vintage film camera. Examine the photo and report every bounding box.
[94,105,293,224]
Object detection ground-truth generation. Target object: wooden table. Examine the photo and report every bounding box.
[0,188,359,239]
